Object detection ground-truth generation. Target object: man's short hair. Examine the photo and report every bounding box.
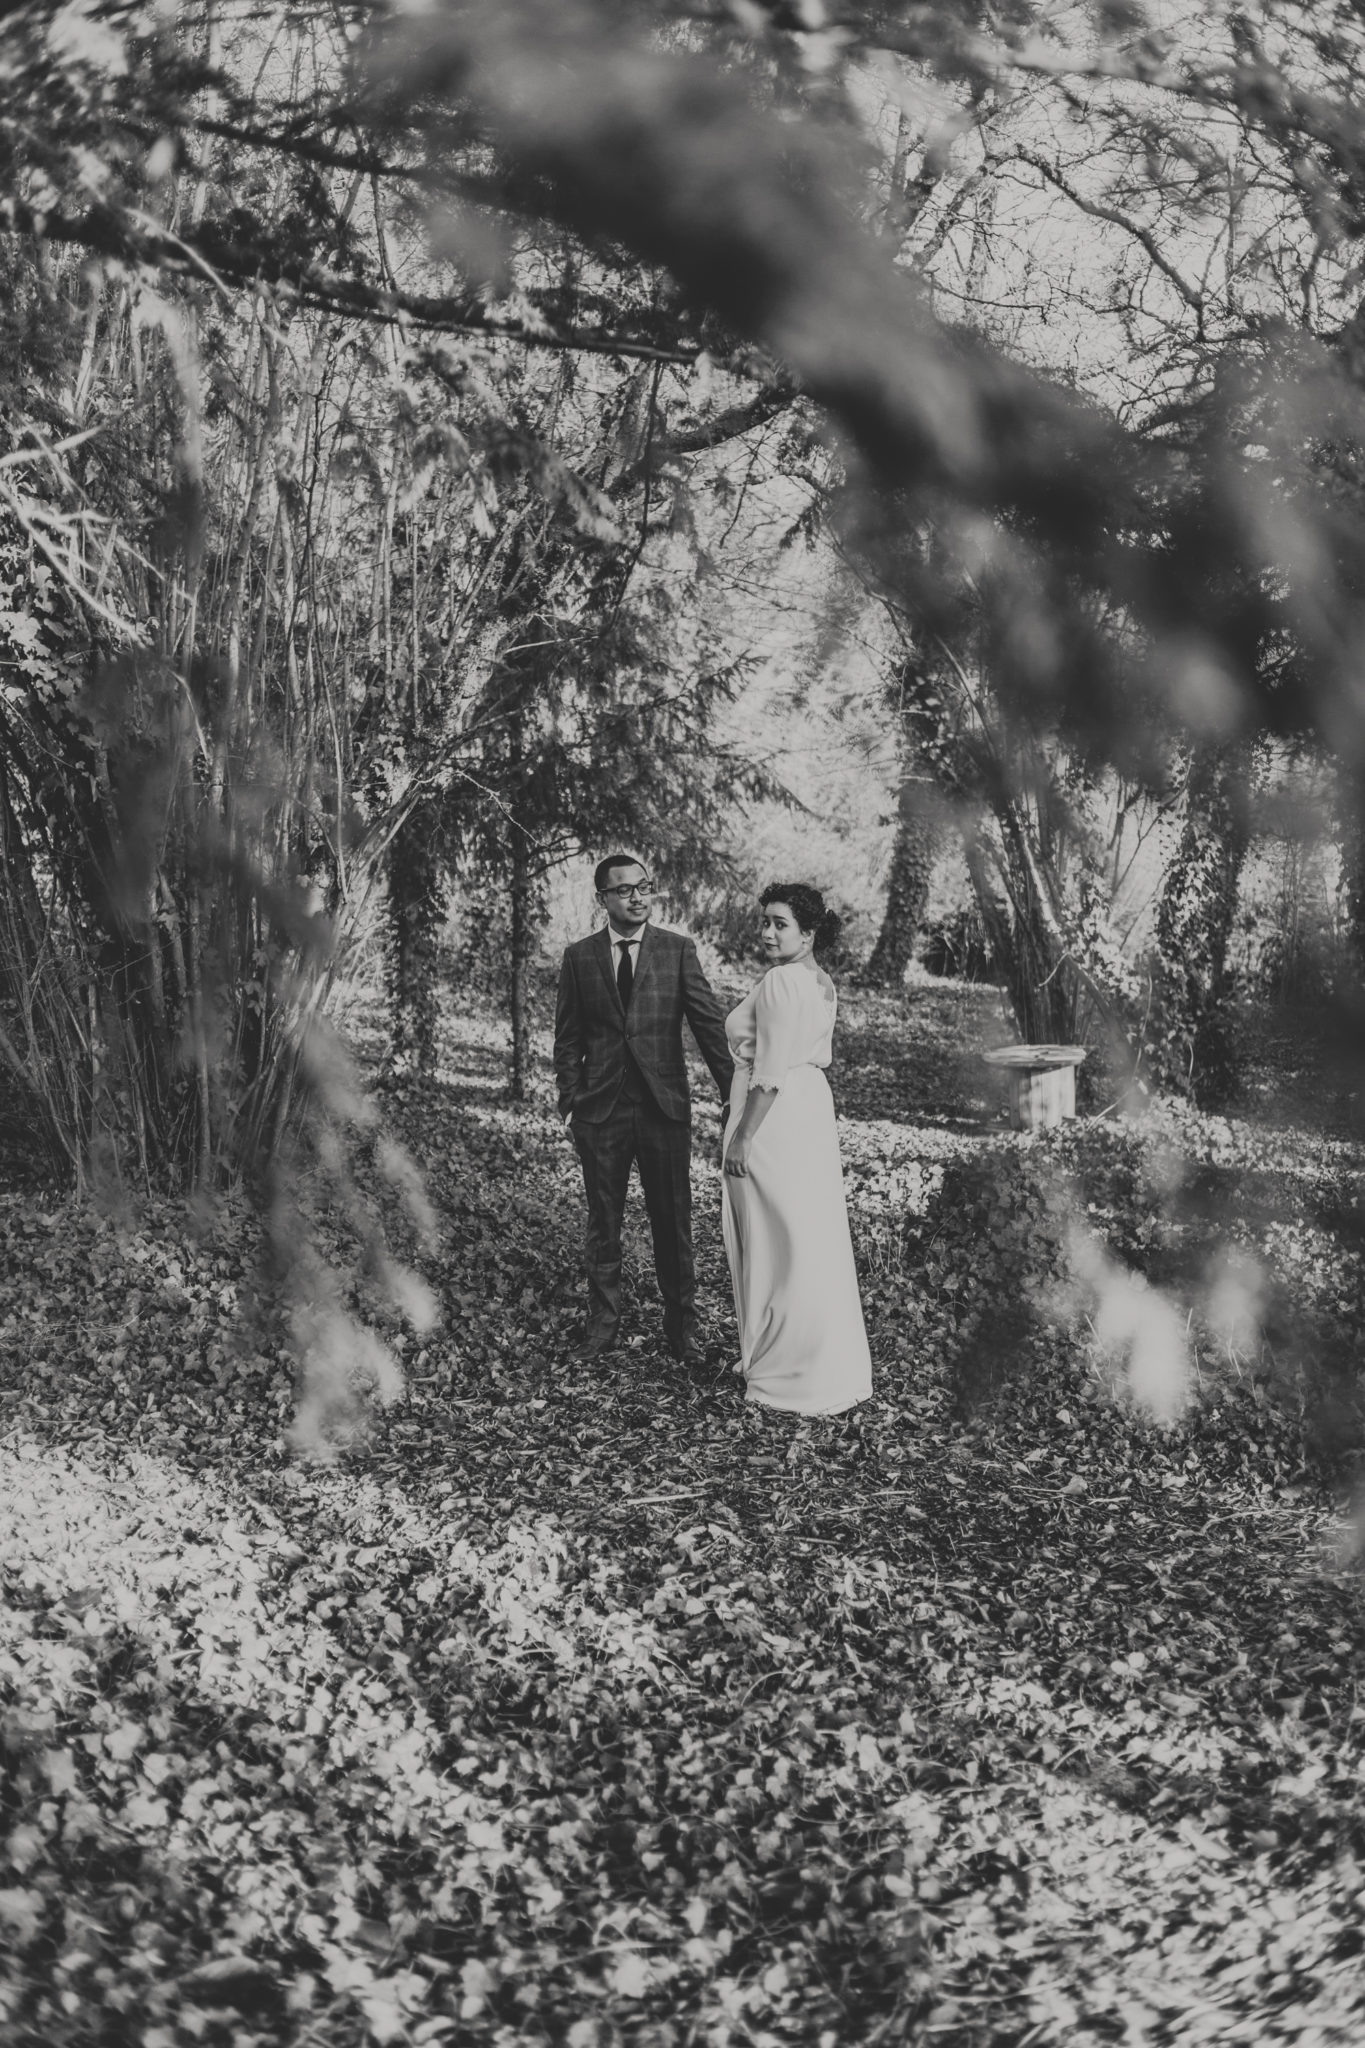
[594,853,643,892]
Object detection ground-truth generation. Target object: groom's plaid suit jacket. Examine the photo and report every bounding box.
[554,923,734,1125]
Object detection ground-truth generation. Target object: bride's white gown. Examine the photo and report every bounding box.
[721,962,872,1414]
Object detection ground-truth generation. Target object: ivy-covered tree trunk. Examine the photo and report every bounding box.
[385,806,445,1076]
[1149,742,1251,1106]
[1329,771,1365,1137]
[509,828,533,1104]
[863,776,940,986]
[1339,770,1365,979]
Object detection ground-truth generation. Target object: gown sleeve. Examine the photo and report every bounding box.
[749,968,805,1093]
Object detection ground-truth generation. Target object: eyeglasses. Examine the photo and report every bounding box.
[603,881,654,898]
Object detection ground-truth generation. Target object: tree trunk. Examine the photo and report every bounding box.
[1325,770,1365,1136]
[1149,742,1250,1106]
[185,885,213,1189]
[963,814,1079,1046]
[1339,769,1365,979]
[863,776,940,986]
[509,829,532,1103]
[385,806,443,1075]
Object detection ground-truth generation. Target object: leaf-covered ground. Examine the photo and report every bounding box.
[4,975,1365,2047]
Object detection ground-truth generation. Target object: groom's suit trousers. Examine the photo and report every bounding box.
[572,1089,695,1348]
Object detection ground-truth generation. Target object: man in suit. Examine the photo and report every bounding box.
[555,853,734,1364]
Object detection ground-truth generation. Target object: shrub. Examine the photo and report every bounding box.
[917,905,996,982]
[909,1108,1365,1460]
[913,1138,1078,1411]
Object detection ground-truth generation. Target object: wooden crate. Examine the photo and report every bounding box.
[982,1044,1087,1131]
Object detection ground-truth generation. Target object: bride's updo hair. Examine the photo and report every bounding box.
[759,881,842,956]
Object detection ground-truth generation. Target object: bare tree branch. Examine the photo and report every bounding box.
[1010,147,1207,324]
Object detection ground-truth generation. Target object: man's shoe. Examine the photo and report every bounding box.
[670,1335,706,1368]
[580,1324,622,1361]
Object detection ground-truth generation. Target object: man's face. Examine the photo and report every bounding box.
[597,861,653,932]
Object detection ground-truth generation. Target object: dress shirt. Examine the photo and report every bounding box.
[608,919,647,986]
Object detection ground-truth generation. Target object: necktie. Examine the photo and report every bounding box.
[617,940,634,1007]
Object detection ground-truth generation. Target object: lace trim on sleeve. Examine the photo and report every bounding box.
[746,1072,785,1094]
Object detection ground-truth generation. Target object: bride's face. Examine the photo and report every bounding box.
[760,902,811,963]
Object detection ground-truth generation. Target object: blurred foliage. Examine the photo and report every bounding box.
[918,1107,1365,1446]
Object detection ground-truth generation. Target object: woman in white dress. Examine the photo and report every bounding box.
[721,883,872,1414]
